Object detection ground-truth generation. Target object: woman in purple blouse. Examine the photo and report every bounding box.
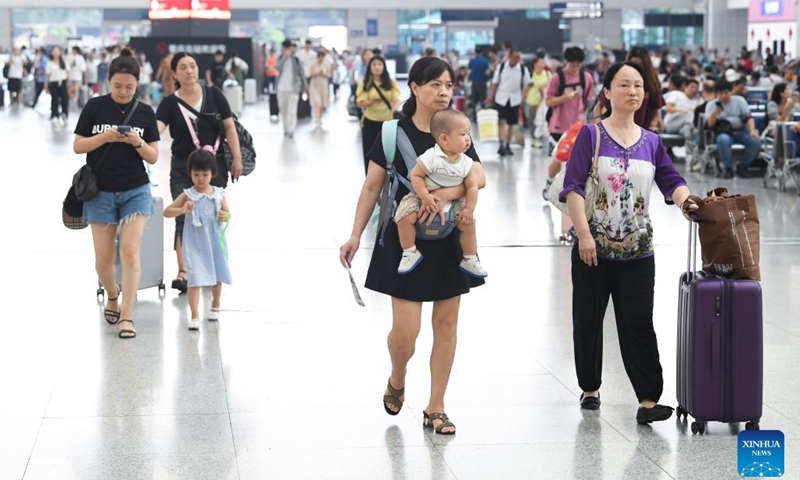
[559,61,696,424]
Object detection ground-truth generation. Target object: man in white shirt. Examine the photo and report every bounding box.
[486,48,531,156]
[5,47,27,106]
[296,40,317,82]
[664,75,699,139]
[224,51,249,87]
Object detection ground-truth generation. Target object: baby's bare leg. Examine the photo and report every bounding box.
[397,212,418,250]
[457,220,477,256]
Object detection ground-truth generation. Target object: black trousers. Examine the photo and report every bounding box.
[469,81,487,113]
[571,245,663,402]
[48,81,68,119]
[361,117,384,174]
[32,81,45,107]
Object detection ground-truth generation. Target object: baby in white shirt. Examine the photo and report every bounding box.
[394,109,488,278]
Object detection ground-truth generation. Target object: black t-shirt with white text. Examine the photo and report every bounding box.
[74,95,160,192]
[156,85,232,174]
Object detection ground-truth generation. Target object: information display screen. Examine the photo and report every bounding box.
[149,0,191,20]
[190,0,231,20]
[550,2,604,19]
[149,0,231,21]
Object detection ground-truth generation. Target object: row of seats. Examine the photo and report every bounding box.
[659,104,800,195]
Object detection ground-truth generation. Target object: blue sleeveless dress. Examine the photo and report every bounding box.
[183,186,232,288]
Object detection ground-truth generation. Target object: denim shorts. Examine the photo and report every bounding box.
[83,183,153,225]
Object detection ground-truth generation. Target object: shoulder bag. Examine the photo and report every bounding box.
[546,123,600,219]
[372,82,404,120]
[72,98,140,201]
[682,187,760,280]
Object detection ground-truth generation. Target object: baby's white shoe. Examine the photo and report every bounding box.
[208,308,220,321]
[188,318,200,330]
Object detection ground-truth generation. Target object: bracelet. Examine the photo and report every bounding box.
[134,140,145,149]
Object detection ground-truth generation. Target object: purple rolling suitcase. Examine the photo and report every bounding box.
[676,222,763,434]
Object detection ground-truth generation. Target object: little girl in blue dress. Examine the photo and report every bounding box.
[165,148,232,330]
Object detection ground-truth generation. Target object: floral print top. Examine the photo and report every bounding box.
[559,122,687,261]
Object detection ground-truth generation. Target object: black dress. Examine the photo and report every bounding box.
[365,116,485,302]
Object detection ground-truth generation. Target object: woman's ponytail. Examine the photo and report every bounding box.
[402,95,417,118]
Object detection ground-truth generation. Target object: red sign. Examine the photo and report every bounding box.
[191,0,231,20]
[149,0,191,20]
[149,0,230,20]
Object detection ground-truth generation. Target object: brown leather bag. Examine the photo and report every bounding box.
[682,188,760,280]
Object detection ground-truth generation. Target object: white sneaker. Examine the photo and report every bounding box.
[397,250,423,275]
[208,309,220,321]
[459,257,488,278]
[188,318,200,330]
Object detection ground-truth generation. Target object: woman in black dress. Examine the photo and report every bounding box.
[156,52,243,292]
[340,57,486,435]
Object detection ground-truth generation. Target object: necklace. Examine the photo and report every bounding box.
[112,98,133,115]
[605,121,636,147]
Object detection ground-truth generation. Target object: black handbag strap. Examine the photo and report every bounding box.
[174,86,206,117]
[94,98,140,170]
[372,82,394,112]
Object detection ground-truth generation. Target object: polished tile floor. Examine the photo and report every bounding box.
[2,92,800,480]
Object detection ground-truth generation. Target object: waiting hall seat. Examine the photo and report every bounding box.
[767,122,800,195]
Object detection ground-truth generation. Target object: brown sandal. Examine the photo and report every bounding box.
[423,411,456,435]
[383,379,404,416]
[118,319,136,339]
[104,285,121,325]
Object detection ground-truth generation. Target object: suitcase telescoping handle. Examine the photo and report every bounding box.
[682,197,701,277]
[686,219,698,277]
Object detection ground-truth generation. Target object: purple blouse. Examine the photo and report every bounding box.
[559,123,687,261]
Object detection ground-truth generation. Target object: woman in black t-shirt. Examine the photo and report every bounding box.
[73,49,160,339]
[339,57,486,435]
[156,52,243,293]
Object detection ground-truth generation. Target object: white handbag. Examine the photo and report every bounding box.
[546,123,601,219]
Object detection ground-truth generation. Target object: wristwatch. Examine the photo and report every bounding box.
[134,139,145,149]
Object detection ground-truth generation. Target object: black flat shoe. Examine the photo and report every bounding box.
[579,392,600,410]
[636,404,674,424]
[171,270,187,293]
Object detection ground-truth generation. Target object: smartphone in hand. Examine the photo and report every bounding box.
[117,125,131,134]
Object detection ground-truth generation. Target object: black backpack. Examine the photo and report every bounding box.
[222,114,256,176]
[545,67,588,124]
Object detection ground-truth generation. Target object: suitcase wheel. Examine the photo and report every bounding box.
[691,421,706,435]
[158,284,166,298]
[97,288,105,302]
[676,405,688,419]
[745,421,760,431]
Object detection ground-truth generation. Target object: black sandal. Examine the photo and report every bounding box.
[383,379,405,416]
[423,411,456,435]
[118,319,136,339]
[104,285,121,325]
[171,270,187,293]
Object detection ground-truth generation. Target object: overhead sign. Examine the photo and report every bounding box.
[149,0,191,20]
[749,0,796,21]
[149,0,231,21]
[190,0,231,20]
[366,18,378,37]
[550,2,604,19]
